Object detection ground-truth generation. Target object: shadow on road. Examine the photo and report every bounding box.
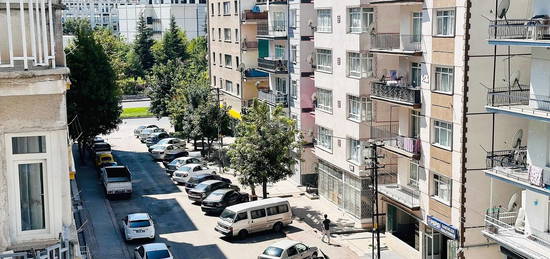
[220,225,304,244]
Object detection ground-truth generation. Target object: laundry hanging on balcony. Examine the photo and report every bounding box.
[528,165,544,187]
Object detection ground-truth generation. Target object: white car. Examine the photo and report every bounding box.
[139,128,165,143]
[171,164,210,184]
[134,243,173,259]
[134,125,158,138]
[150,144,186,160]
[258,240,318,259]
[148,138,186,153]
[121,213,155,241]
[164,156,203,176]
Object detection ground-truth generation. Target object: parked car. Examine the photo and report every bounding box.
[171,164,212,184]
[134,125,158,138]
[150,144,187,161]
[148,138,186,153]
[215,198,292,239]
[182,172,230,192]
[164,157,203,176]
[258,240,318,259]
[134,243,173,259]
[145,132,170,147]
[201,189,250,215]
[188,180,233,203]
[139,128,165,143]
[93,136,104,143]
[121,213,155,241]
[95,153,115,167]
[100,166,132,198]
[92,142,111,155]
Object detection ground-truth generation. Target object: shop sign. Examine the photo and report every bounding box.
[427,215,458,240]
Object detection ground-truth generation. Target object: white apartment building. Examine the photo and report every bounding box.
[62,0,128,32]
[118,0,207,42]
[0,1,78,257]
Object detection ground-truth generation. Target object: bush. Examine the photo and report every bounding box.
[119,77,146,95]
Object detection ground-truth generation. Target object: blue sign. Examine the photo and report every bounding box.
[427,216,458,240]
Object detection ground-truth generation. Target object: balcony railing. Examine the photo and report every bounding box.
[257,22,287,37]
[487,86,550,119]
[258,57,288,73]
[1,0,57,70]
[370,33,422,54]
[379,184,421,209]
[372,123,421,157]
[241,40,258,50]
[489,18,550,41]
[370,0,424,4]
[372,82,421,107]
[242,10,268,21]
[258,90,288,107]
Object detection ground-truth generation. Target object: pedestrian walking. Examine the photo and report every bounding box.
[321,214,331,244]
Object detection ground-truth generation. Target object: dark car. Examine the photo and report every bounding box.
[184,173,231,193]
[188,180,233,203]
[201,189,249,214]
[92,142,111,154]
[93,136,105,144]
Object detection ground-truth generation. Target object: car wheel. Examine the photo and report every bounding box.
[237,229,248,239]
[272,222,283,233]
[312,252,318,259]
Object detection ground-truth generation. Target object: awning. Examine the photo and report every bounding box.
[228,108,241,120]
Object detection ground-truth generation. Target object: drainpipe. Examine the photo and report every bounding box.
[287,1,291,117]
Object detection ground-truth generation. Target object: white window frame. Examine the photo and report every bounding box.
[434,66,454,94]
[290,80,298,100]
[290,45,298,64]
[432,173,451,205]
[348,7,374,33]
[347,52,373,78]
[435,9,455,36]
[223,1,230,15]
[316,49,332,73]
[409,161,420,189]
[272,12,287,32]
[316,88,333,113]
[432,120,452,150]
[347,95,371,122]
[224,28,231,42]
[317,126,333,152]
[317,9,332,33]
[225,80,234,93]
[224,54,232,68]
[412,12,422,42]
[348,138,362,163]
[275,44,285,59]
[289,9,297,28]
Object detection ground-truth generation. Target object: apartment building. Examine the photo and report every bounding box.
[118,0,207,42]
[0,0,79,257]
[62,0,126,32]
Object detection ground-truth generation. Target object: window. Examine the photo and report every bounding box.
[223,1,230,15]
[225,80,233,92]
[433,174,451,205]
[409,161,420,189]
[234,0,238,14]
[236,212,248,222]
[236,83,240,95]
[210,3,214,16]
[224,28,231,42]
[217,2,220,15]
[211,28,215,41]
[219,53,222,67]
[434,67,453,93]
[235,29,239,42]
[347,52,373,78]
[12,136,46,154]
[316,49,332,73]
[412,12,422,42]
[348,8,374,33]
[275,44,285,59]
[317,9,332,33]
[236,57,240,69]
[290,80,297,100]
[289,9,297,28]
[290,45,297,64]
[411,110,421,138]
[277,204,288,213]
[213,75,216,86]
[212,52,216,64]
[317,126,333,151]
[19,163,45,231]
[433,120,452,150]
[272,12,286,32]
[348,138,361,163]
[275,77,287,94]
[224,54,232,67]
[316,88,332,113]
[436,10,455,36]
[218,28,221,40]
[250,209,266,219]
[411,63,422,87]
[347,95,361,121]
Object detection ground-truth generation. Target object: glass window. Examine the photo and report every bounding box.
[218,28,221,40]
[224,28,231,41]
[347,95,361,121]
[266,206,279,216]
[234,0,238,14]
[236,212,248,222]
[316,49,332,73]
[277,204,289,214]
[12,136,46,154]
[433,120,452,150]
[317,9,332,33]
[411,110,421,138]
[224,54,232,67]
[290,45,297,64]
[235,29,239,42]
[433,174,451,204]
[275,77,287,94]
[290,80,298,100]
[275,44,285,59]
[19,163,45,231]
[412,12,422,42]
[225,80,233,92]
[348,138,361,163]
[411,62,422,88]
[289,9,297,28]
[316,88,332,113]
[317,126,333,151]
[250,208,266,219]
[223,1,230,15]
[347,52,373,78]
[362,97,372,122]
[287,247,298,256]
[409,161,420,189]
[434,67,453,93]
[436,10,455,36]
[272,12,286,32]
[211,28,215,41]
[348,8,374,33]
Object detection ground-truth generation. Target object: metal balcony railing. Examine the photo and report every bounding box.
[258,90,288,107]
[371,33,422,53]
[378,184,421,209]
[372,82,421,106]
[242,10,268,21]
[487,86,550,113]
[486,147,528,169]
[0,0,57,70]
[372,123,421,156]
[257,22,287,37]
[258,57,288,73]
[489,18,550,41]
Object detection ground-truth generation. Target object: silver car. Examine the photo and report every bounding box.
[259,240,318,259]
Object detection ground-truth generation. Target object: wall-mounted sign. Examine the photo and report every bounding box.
[427,215,458,240]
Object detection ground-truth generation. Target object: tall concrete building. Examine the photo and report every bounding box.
[0,0,79,257]
[118,0,207,42]
[62,0,128,32]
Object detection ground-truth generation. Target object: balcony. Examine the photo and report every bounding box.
[258,90,288,107]
[483,210,550,259]
[241,40,258,51]
[241,10,268,22]
[372,123,421,159]
[255,0,288,5]
[370,33,422,56]
[244,68,269,78]
[371,82,421,108]
[257,57,288,73]
[488,17,550,47]
[378,184,420,209]
[486,86,550,122]
[369,0,423,5]
[257,22,287,39]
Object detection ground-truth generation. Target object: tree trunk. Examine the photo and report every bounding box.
[262,180,268,199]
[249,182,257,197]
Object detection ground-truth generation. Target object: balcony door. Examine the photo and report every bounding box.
[411,63,422,88]
[412,12,422,43]
[275,77,287,95]
[424,230,441,259]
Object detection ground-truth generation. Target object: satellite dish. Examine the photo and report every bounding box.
[507,192,520,211]
[255,81,260,88]
[511,129,523,149]
[497,0,510,19]
[238,63,246,72]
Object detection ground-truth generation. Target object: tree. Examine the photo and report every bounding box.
[63,18,90,35]
[153,16,188,63]
[93,28,131,82]
[147,60,185,118]
[66,22,122,153]
[192,100,233,156]
[132,14,155,78]
[227,100,303,198]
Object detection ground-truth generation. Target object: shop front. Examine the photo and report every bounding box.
[425,216,459,259]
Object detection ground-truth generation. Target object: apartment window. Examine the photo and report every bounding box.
[236,83,240,95]
[12,136,46,154]
[275,44,285,59]
[348,138,361,163]
[316,49,332,73]
[434,67,454,93]
[236,57,240,69]
[412,12,422,42]
[433,174,451,205]
[223,1,230,15]
[210,3,214,16]
[235,29,239,42]
[317,126,333,151]
[218,28,221,41]
[347,95,361,122]
[436,10,455,36]
[433,120,452,150]
[317,9,332,33]
[411,63,422,87]
[316,88,332,113]
[273,12,286,32]
[234,0,238,15]
[219,53,222,67]
[409,161,420,189]
[290,45,297,64]
[411,110,421,138]
[224,28,231,42]
[224,54,232,68]
[213,76,216,86]
[347,52,373,78]
[275,77,287,94]
[348,8,374,33]
[217,2,220,15]
[211,28,215,41]
[225,80,233,92]
[19,163,46,231]
[289,9,297,28]
[290,80,298,100]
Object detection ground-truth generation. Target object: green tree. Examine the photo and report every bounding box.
[153,16,188,63]
[66,22,122,152]
[132,14,155,78]
[192,100,233,156]
[147,60,185,118]
[227,100,303,198]
[93,28,131,82]
[63,18,90,35]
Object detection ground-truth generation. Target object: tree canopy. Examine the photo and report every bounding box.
[132,14,155,78]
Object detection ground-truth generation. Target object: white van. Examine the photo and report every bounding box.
[215,198,292,239]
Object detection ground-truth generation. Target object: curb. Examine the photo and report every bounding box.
[104,198,131,259]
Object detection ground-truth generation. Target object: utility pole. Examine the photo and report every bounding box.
[365,140,384,259]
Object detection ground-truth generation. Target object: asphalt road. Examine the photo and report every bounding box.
[83,117,299,259]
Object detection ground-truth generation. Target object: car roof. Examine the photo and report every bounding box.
[175,157,198,161]
[183,163,203,168]
[151,132,166,136]
[199,179,223,185]
[268,240,300,249]
[142,243,169,252]
[128,213,150,221]
[192,172,215,178]
[94,142,110,147]
[211,188,234,195]
[226,197,288,212]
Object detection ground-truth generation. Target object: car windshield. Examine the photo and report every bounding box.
[129,220,150,228]
[195,182,209,191]
[219,209,236,223]
[168,160,180,166]
[157,139,170,145]
[262,247,284,257]
[207,191,225,201]
[145,250,170,259]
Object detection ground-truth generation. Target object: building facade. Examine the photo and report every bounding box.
[62,0,127,32]
[0,0,79,257]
